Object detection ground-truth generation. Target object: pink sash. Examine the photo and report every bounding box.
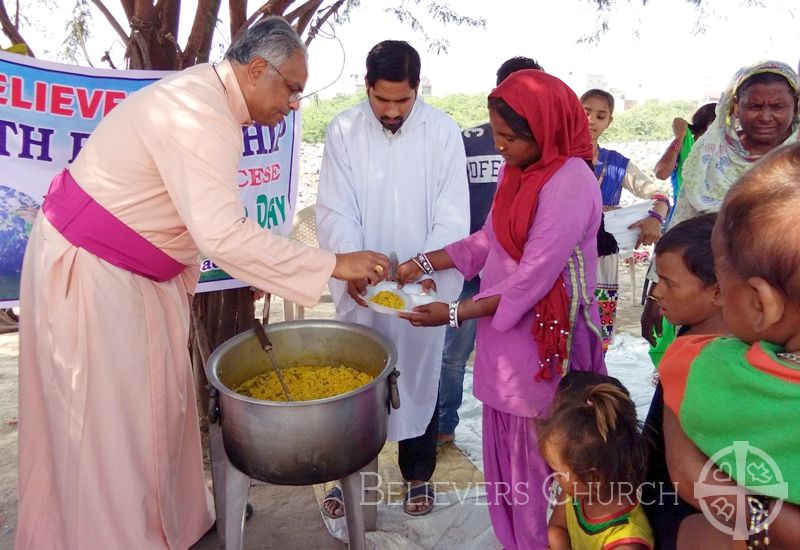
[41,170,186,282]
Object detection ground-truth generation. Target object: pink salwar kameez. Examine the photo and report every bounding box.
[445,157,606,549]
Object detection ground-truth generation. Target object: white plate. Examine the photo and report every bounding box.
[603,202,651,252]
[363,281,438,315]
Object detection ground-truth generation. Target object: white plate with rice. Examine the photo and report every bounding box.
[363,282,438,315]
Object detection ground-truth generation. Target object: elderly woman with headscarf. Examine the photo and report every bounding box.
[639,60,800,549]
[642,60,799,346]
[671,60,799,225]
[396,69,606,549]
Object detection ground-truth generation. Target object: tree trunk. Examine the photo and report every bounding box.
[127,0,179,69]
[190,287,257,419]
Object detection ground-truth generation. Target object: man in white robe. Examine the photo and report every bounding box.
[316,40,469,516]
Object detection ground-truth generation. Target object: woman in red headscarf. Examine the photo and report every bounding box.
[398,70,606,548]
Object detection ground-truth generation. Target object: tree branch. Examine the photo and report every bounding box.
[128,0,156,69]
[119,0,136,21]
[164,32,183,56]
[0,0,33,55]
[130,27,152,68]
[232,0,294,42]
[283,0,317,23]
[132,0,156,24]
[79,27,95,67]
[228,0,246,39]
[90,0,129,46]
[158,0,180,68]
[197,0,222,63]
[156,0,179,38]
[101,50,118,68]
[283,0,321,33]
[302,0,343,45]
[183,0,219,66]
[293,7,316,35]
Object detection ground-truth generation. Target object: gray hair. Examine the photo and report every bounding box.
[225,16,307,66]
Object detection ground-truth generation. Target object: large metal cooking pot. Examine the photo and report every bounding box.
[205,320,398,485]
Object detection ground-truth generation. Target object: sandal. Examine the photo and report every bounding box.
[403,482,435,517]
[321,486,345,519]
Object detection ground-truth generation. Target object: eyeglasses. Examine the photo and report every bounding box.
[265,59,307,102]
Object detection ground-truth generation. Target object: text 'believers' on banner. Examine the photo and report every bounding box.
[0,51,300,307]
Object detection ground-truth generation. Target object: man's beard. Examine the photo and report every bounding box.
[380,117,405,133]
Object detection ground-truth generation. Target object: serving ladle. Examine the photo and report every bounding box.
[252,318,293,402]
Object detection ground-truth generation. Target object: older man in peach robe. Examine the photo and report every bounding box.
[16,17,387,550]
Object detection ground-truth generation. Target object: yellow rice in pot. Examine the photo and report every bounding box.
[235,365,373,402]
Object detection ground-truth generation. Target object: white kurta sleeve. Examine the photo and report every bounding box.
[315,119,365,255]
[148,112,335,307]
[314,116,369,315]
[425,121,470,301]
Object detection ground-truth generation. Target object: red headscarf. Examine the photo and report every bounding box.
[489,70,593,381]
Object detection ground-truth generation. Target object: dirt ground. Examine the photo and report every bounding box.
[0,259,650,549]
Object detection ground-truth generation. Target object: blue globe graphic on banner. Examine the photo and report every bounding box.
[0,185,40,301]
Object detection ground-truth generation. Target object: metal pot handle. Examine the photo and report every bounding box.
[208,386,220,424]
[388,368,401,410]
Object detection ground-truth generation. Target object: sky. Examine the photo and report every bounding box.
[6,0,800,102]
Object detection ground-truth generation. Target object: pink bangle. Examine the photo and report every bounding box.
[652,193,669,203]
[651,194,670,209]
[669,139,682,153]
